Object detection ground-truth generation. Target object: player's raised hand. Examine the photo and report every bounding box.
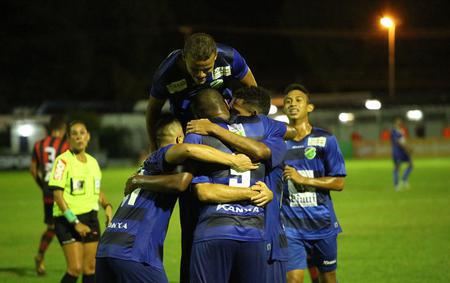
[124,174,138,196]
[250,181,273,206]
[186,119,215,135]
[74,222,92,237]
[231,154,259,172]
[284,165,305,184]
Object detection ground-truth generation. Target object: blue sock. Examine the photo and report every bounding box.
[402,163,413,182]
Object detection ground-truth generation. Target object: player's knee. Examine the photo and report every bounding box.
[83,260,96,274]
[319,269,337,283]
[287,269,304,283]
[67,264,83,277]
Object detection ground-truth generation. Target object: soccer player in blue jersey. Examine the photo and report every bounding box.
[391,117,413,191]
[281,84,346,283]
[182,88,287,283]
[96,115,259,283]
[146,32,257,152]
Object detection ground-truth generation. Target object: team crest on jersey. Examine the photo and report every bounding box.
[307,137,327,147]
[212,66,231,79]
[53,159,66,181]
[166,79,187,94]
[210,79,224,89]
[227,123,246,137]
[304,147,316,160]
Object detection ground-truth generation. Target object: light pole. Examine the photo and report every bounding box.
[380,16,396,100]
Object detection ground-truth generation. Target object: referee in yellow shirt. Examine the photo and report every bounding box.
[48,120,112,283]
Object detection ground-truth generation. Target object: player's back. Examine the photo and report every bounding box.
[32,136,69,184]
[96,145,177,270]
[184,115,285,243]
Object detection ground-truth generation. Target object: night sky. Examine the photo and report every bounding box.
[2,0,450,113]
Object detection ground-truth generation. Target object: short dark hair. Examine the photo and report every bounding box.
[48,115,66,131]
[155,113,178,135]
[234,86,272,115]
[190,88,228,119]
[68,120,87,135]
[183,33,217,61]
[283,83,311,102]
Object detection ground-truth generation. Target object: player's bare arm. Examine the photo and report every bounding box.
[98,191,113,226]
[29,160,43,188]
[284,165,345,191]
[186,119,271,162]
[240,68,257,87]
[124,172,193,196]
[146,96,167,153]
[165,143,258,172]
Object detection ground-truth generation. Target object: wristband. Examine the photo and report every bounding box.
[63,209,78,224]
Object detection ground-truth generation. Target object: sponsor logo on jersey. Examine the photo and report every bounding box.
[216,204,260,213]
[304,147,317,159]
[289,192,318,207]
[291,145,304,149]
[212,66,231,79]
[166,79,187,94]
[107,222,128,230]
[210,79,224,88]
[53,159,66,181]
[227,123,246,137]
[307,137,327,147]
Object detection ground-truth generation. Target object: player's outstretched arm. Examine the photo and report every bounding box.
[284,165,345,191]
[194,183,259,203]
[146,96,166,153]
[165,143,258,172]
[124,172,193,196]
[186,119,271,162]
[240,68,257,87]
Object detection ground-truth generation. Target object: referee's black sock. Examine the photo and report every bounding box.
[82,274,95,283]
[61,272,78,283]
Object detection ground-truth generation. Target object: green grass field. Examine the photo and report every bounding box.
[0,158,449,282]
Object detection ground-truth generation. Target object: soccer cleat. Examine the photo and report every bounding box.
[34,256,46,276]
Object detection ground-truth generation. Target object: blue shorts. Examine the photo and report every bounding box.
[286,235,338,273]
[266,260,287,283]
[96,257,168,283]
[190,239,266,283]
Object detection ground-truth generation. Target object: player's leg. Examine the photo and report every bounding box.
[393,159,401,190]
[102,258,168,283]
[80,210,101,283]
[286,237,308,283]
[311,235,338,283]
[401,159,413,188]
[35,190,56,275]
[61,242,84,282]
[95,257,118,283]
[233,240,267,283]
[190,239,235,283]
[306,255,320,283]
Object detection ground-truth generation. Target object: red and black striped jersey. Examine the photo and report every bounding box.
[31,136,69,185]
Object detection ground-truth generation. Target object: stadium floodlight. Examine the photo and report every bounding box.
[365,99,382,110]
[406,109,423,121]
[269,104,278,115]
[380,16,394,28]
[338,112,355,123]
[17,124,35,137]
[273,115,289,123]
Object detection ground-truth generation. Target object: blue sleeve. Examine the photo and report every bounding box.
[324,136,346,177]
[231,48,250,80]
[183,133,203,145]
[149,79,168,100]
[261,137,287,169]
[260,115,287,139]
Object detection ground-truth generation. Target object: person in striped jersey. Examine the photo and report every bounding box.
[281,84,346,283]
[30,115,69,276]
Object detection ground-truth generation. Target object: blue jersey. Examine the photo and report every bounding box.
[282,127,346,240]
[265,165,289,262]
[391,128,410,161]
[149,44,250,124]
[184,115,287,243]
[96,145,177,271]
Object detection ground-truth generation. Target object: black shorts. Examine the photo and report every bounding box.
[42,185,54,225]
[54,210,100,245]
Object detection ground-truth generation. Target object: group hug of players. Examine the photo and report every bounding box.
[32,33,346,283]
